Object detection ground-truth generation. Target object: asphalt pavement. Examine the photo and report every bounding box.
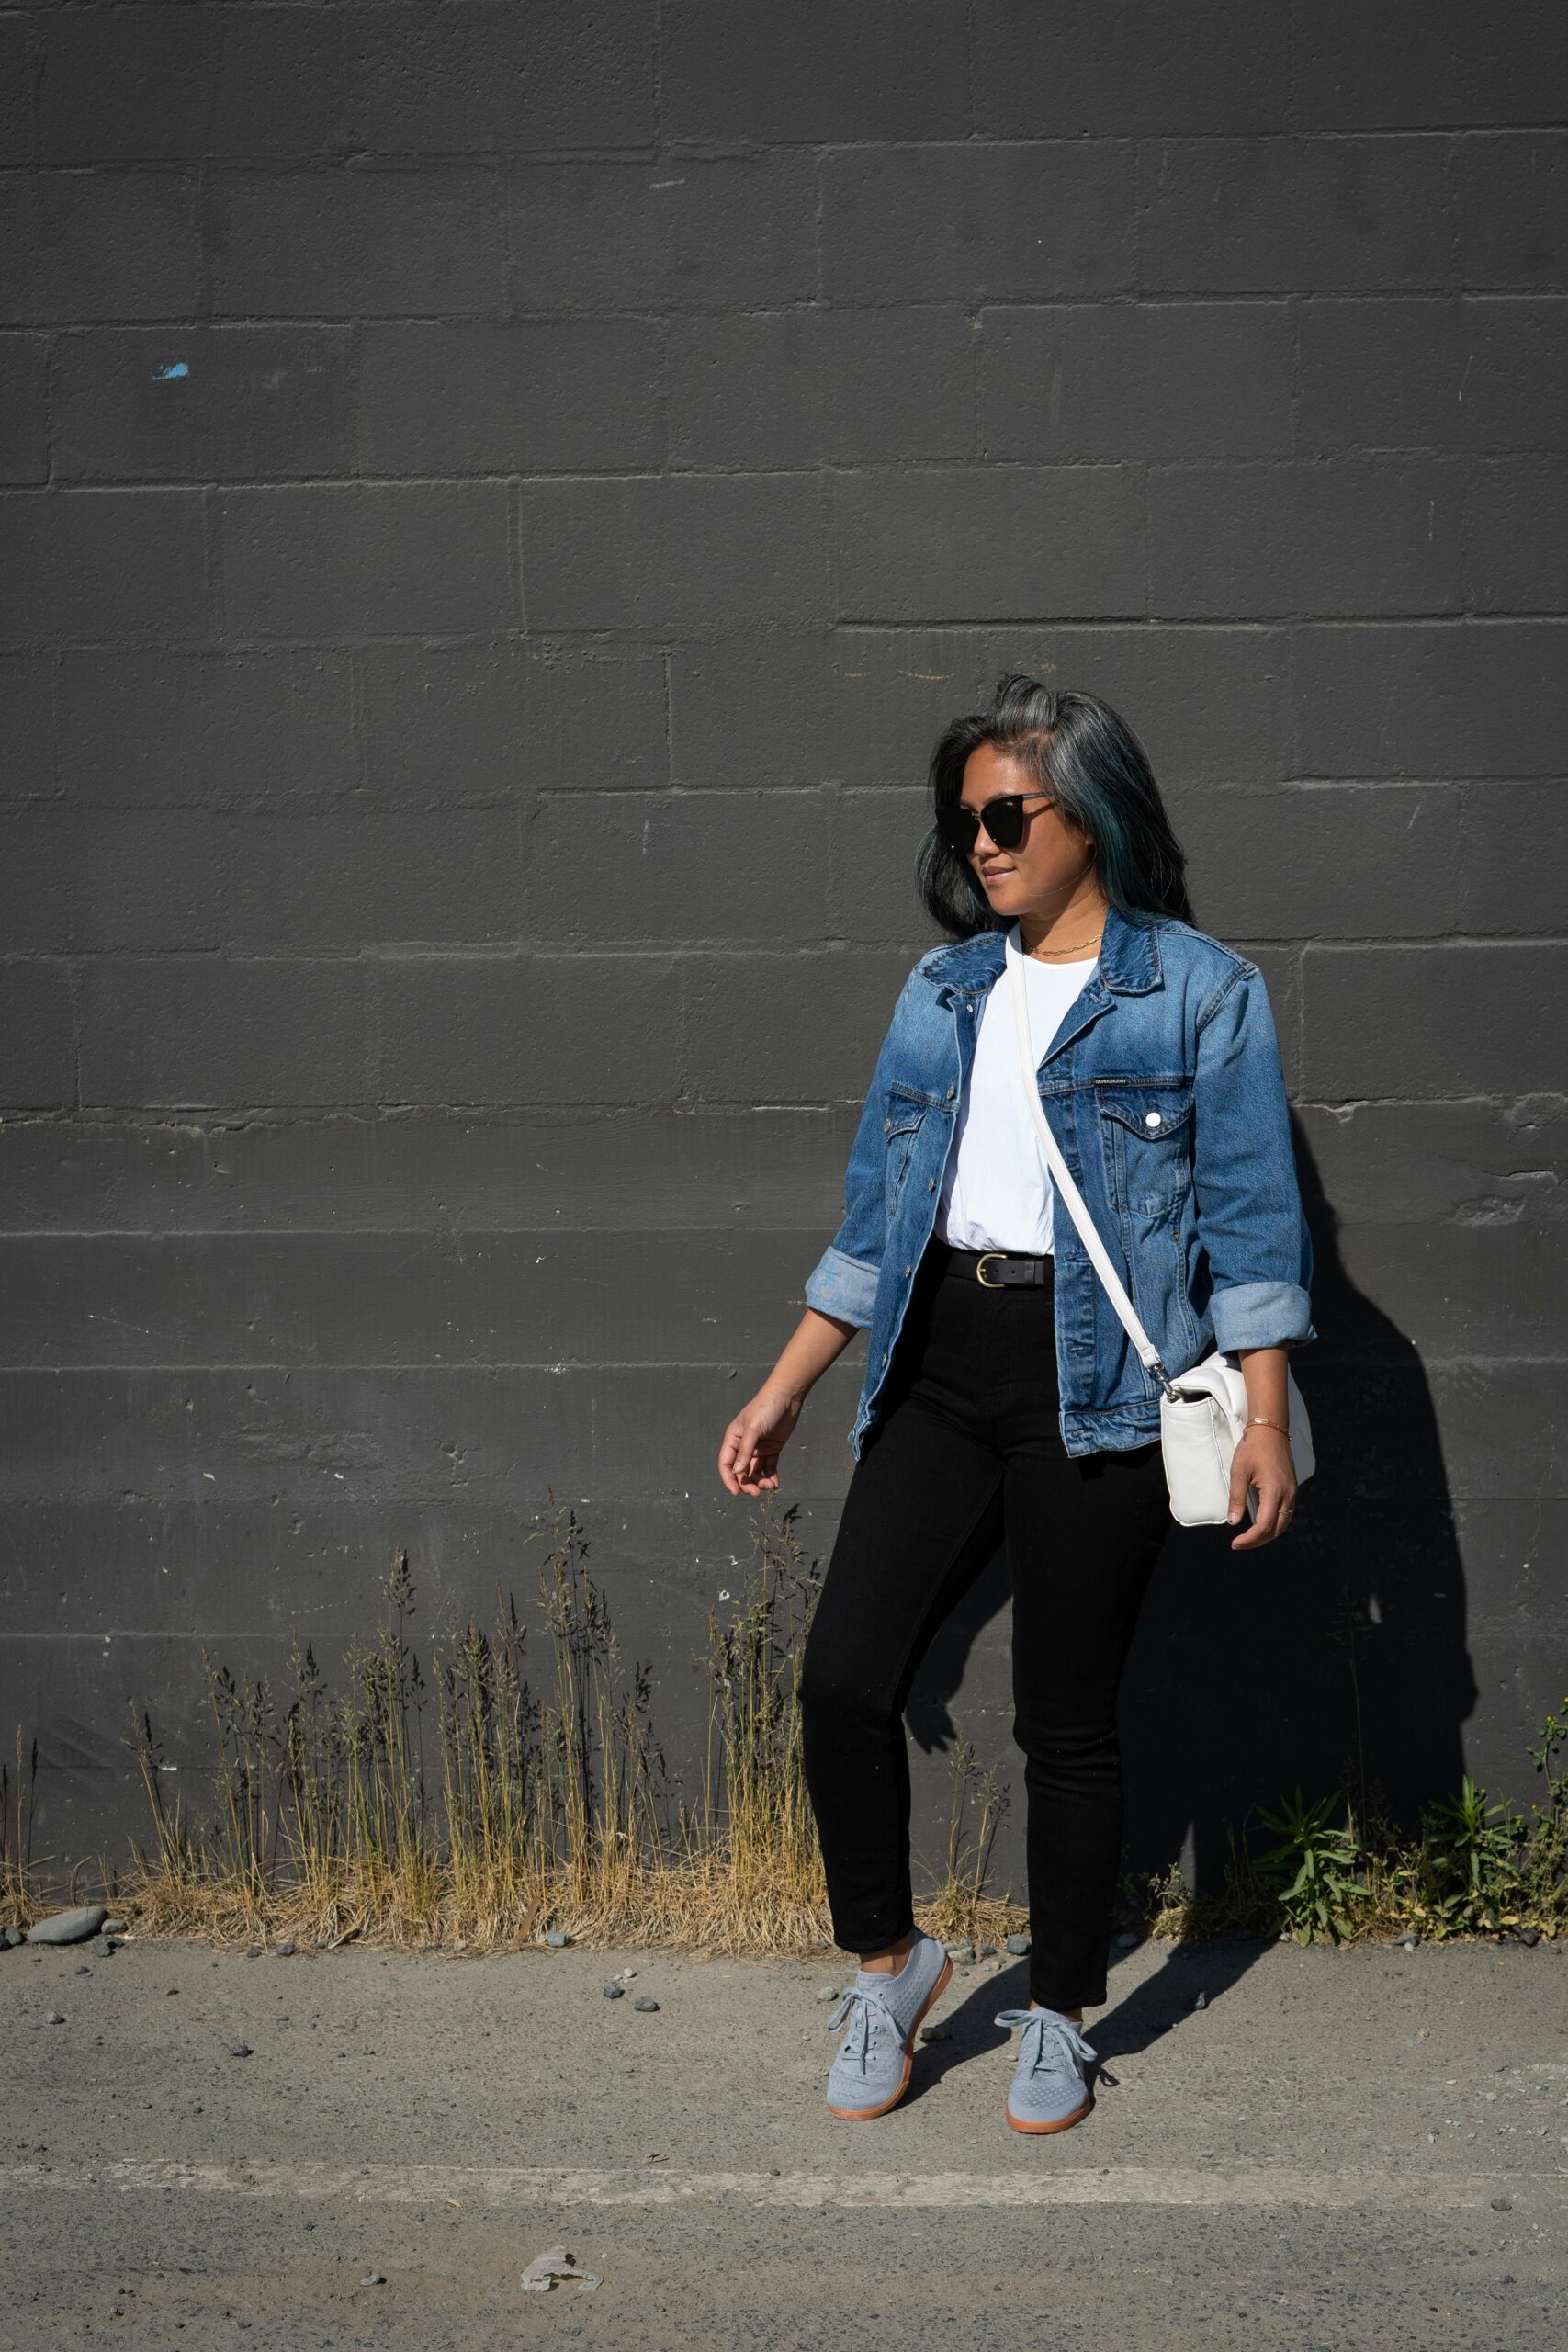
[4,1928,1564,2349]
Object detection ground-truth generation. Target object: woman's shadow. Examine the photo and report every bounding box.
[902,1114,1479,2067]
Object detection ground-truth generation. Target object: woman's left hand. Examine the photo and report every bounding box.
[1226,1426,1297,1549]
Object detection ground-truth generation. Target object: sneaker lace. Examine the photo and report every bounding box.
[825,1982,900,2075]
[993,2006,1098,2083]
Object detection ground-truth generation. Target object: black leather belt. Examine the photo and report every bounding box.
[942,1244,1055,1288]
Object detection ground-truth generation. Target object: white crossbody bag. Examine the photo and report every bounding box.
[1004,923,1314,1526]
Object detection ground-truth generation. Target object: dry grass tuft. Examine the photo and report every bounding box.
[74,1496,1029,1958]
[6,1503,1562,1958]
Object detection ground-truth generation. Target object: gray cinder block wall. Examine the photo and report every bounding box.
[1,4,1563,1894]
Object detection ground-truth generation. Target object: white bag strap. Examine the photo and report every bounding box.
[1003,922,1180,1400]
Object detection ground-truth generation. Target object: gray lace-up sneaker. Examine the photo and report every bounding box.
[993,2005,1098,2133]
[824,1931,953,2121]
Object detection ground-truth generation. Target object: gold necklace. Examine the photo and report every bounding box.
[1025,923,1104,960]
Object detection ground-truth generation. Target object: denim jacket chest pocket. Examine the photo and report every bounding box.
[883,1080,943,1223]
[1094,1080,1196,1216]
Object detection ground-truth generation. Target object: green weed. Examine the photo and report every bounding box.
[1248,1788,1374,1946]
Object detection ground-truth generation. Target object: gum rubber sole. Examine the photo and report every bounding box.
[1004,2088,1094,2134]
[825,1952,953,2121]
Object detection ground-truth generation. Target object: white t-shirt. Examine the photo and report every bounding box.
[937,952,1100,1254]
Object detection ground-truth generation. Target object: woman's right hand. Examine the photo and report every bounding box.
[718,1385,803,1497]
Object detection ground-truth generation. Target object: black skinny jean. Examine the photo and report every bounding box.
[798,1231,1169,2014]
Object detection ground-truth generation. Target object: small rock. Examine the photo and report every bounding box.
[976,1941,998,1959]
[1520,1928,1540,1946]
[632,1996,660,2012]
[544,1930,571,1948]
[1004,1933,1031,1956]
[93,1936,112,1959]
[275,1940,294,1957]
[246,1945,264,1960]
[817,1984,840,2000]
[918,2023,951,2042]
[943,1940,975,1962]
[45,2009,65,2024]
[1114,1931,1139,1949]
[359,2272,385,2288]
[101,1918,127,1935]
[4,1927,25,1949]
[617,1968,637,1980]
[1490,2196,1512,2212]
[1191,1990,1208,2010]
[602,1982,625,1999]
[25,1906,107,1948]
[1397,1933,1419,1950]
[230,2041,253,2058]
[74,1964,90,1976]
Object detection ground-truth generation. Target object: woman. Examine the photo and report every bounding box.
[716,674,1314,2137]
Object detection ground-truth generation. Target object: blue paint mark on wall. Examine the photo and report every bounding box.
[152,361,189,380]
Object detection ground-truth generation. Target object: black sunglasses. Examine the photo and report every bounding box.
[936,789,1057,858]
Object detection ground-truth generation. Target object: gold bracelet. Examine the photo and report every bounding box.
[1246,1415,1291,1437]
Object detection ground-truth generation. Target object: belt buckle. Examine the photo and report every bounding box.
[975,1250,1007,1288]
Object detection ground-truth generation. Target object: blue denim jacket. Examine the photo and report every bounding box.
[803,904,1315,1460]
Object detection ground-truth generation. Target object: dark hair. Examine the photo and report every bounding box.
[915,673,1195,939]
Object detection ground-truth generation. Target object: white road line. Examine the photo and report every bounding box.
[2,2159,1562,2213]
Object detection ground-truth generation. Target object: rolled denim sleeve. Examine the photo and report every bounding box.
[801,974,914,1329]
[1191,963,1316,1352]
